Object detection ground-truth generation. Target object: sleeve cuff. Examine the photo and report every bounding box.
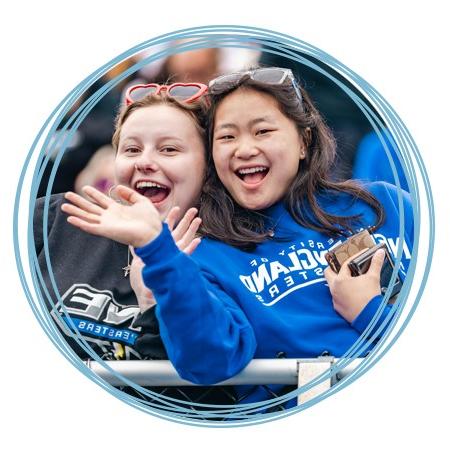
[135,223,179,264]
[351,294,392,336]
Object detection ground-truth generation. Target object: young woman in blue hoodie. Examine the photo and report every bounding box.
[62,68,413,407]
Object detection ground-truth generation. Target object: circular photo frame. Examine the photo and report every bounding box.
[14,25,434,427]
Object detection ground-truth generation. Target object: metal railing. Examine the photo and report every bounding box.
[86,357,363,407]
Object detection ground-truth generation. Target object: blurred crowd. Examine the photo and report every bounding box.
[38,40,407,198]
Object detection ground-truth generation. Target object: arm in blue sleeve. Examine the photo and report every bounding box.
[381,181,414,244]
[351,295,392,338]
[368,181,414,259]
[352,183,413,339]
[135,224,257,385]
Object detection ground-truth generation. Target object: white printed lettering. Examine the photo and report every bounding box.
[284,276,295,287]
[240,275,257,292]
[269,285,280,298]
[269,261,290,281]
[297,249,318,270]
[251,264,272,293]
[287,251,302,271]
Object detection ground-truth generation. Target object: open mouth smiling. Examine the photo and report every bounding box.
[235,166,269,185]
[134,180,171,204]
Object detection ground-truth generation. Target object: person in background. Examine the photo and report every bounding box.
[352,129,409,191]
[74,144,116,196]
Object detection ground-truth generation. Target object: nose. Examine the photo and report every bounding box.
[134,152,159,173]
[134,161,159,172]
[234,138,260,160]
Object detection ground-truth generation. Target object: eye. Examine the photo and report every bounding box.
[160,146,178,154]
[216,134,235,141]
[124,146,141,154]
[256,129,273,136]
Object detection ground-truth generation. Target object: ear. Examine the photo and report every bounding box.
[299,139,307,160]
[299,127,311,160]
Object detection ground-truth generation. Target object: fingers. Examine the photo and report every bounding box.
[64,191,104,215]
[66,216,103,235]
[172,208,199,241]
[165,206,181,231]
[114,185,145,205]
[130,253,144,269]
[340,247,369,277]
[183,237,202,255]
[175,217,202,251]
[82,186,114,208]
[323,267,335,284]
[61,203,101,224]
[367,248,385,276]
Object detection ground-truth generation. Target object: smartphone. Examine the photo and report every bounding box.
[325,229,376,273]
[348,242,402,303]
[325,231,402,302]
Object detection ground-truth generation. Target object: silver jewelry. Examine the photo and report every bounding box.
[122,247,131,277]
[108,184,117,199]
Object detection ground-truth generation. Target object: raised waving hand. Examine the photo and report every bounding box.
[62,185,163,248]
[62,184,203,312]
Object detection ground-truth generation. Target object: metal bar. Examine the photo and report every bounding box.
[86,358,362,387]
[298,359,333,404]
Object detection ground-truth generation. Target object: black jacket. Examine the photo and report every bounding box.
[33,193,236,407]
[34,193,165,360]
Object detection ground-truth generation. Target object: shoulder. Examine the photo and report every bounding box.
[192,235,244,268]
[35,192,65,208]
[34,193,67,223]
[362,181,412,211]
[362,181,414,238]
[194,236,228,258]
[34,192,118,250]
[363,180,400,195]
[34,193,66,247]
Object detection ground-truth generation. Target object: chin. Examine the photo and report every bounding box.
[236,196,273,211]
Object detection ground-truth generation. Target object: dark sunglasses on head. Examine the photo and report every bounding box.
[208,67,302,104]
[125,82,208,105]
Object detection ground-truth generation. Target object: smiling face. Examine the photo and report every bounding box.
[115,104,206,219]
[212,88,305,210]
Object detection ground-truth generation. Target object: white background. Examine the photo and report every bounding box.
[1,1,448,448]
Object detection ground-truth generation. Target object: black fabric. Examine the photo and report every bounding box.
[34,193,157,360]
[134,308,168,359]
[33,193,235,406]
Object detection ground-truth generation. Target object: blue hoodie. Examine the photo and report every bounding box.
[135,182,413,402]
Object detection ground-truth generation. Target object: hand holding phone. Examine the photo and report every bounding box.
[324,248,387,322]
[325,229,402,303]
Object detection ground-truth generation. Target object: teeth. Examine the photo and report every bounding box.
[237,167,267,175]
[136,181,167,189]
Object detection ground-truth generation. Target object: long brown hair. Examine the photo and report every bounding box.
[199,73,385,250]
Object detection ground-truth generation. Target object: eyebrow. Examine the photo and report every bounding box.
[121,135,184,144]
[156,136,184,143]
[214,116,273,132]
[120,136,139,143]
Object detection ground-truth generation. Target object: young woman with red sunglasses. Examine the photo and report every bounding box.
[35,83,237,405]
